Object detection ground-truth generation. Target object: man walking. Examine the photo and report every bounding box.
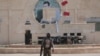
[40,33,54,56]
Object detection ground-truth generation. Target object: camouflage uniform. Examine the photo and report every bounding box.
[40,37,54,56]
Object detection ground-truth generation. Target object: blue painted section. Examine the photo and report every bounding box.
[34,0,61,23]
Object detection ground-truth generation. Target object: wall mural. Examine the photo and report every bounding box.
[34,0,70,24]
[34,0,70,32]
[34,0,61,24]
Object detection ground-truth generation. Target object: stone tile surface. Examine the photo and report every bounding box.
[0,54,100,56]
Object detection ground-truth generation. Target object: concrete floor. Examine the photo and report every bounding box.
[0,54,100,56]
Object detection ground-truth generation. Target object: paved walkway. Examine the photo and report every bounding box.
[0,54,100,56]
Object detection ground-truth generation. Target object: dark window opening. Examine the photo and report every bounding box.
[70,33,75,36]
[63,33,67,36]
[77,33,81,36]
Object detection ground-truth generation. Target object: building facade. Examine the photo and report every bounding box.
[0,0,100,45]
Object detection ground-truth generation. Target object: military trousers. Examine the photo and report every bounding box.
[43,48,51,56]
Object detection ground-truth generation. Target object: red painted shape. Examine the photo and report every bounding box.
[61,0,68,6]
[63,12,70,16]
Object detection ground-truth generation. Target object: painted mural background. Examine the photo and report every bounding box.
[34,0,61,24]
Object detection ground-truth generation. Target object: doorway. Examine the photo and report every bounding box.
[25,30,32,45]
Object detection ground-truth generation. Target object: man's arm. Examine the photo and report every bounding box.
[51,39,54,52]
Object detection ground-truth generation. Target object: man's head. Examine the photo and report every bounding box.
[47,33,50,38]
